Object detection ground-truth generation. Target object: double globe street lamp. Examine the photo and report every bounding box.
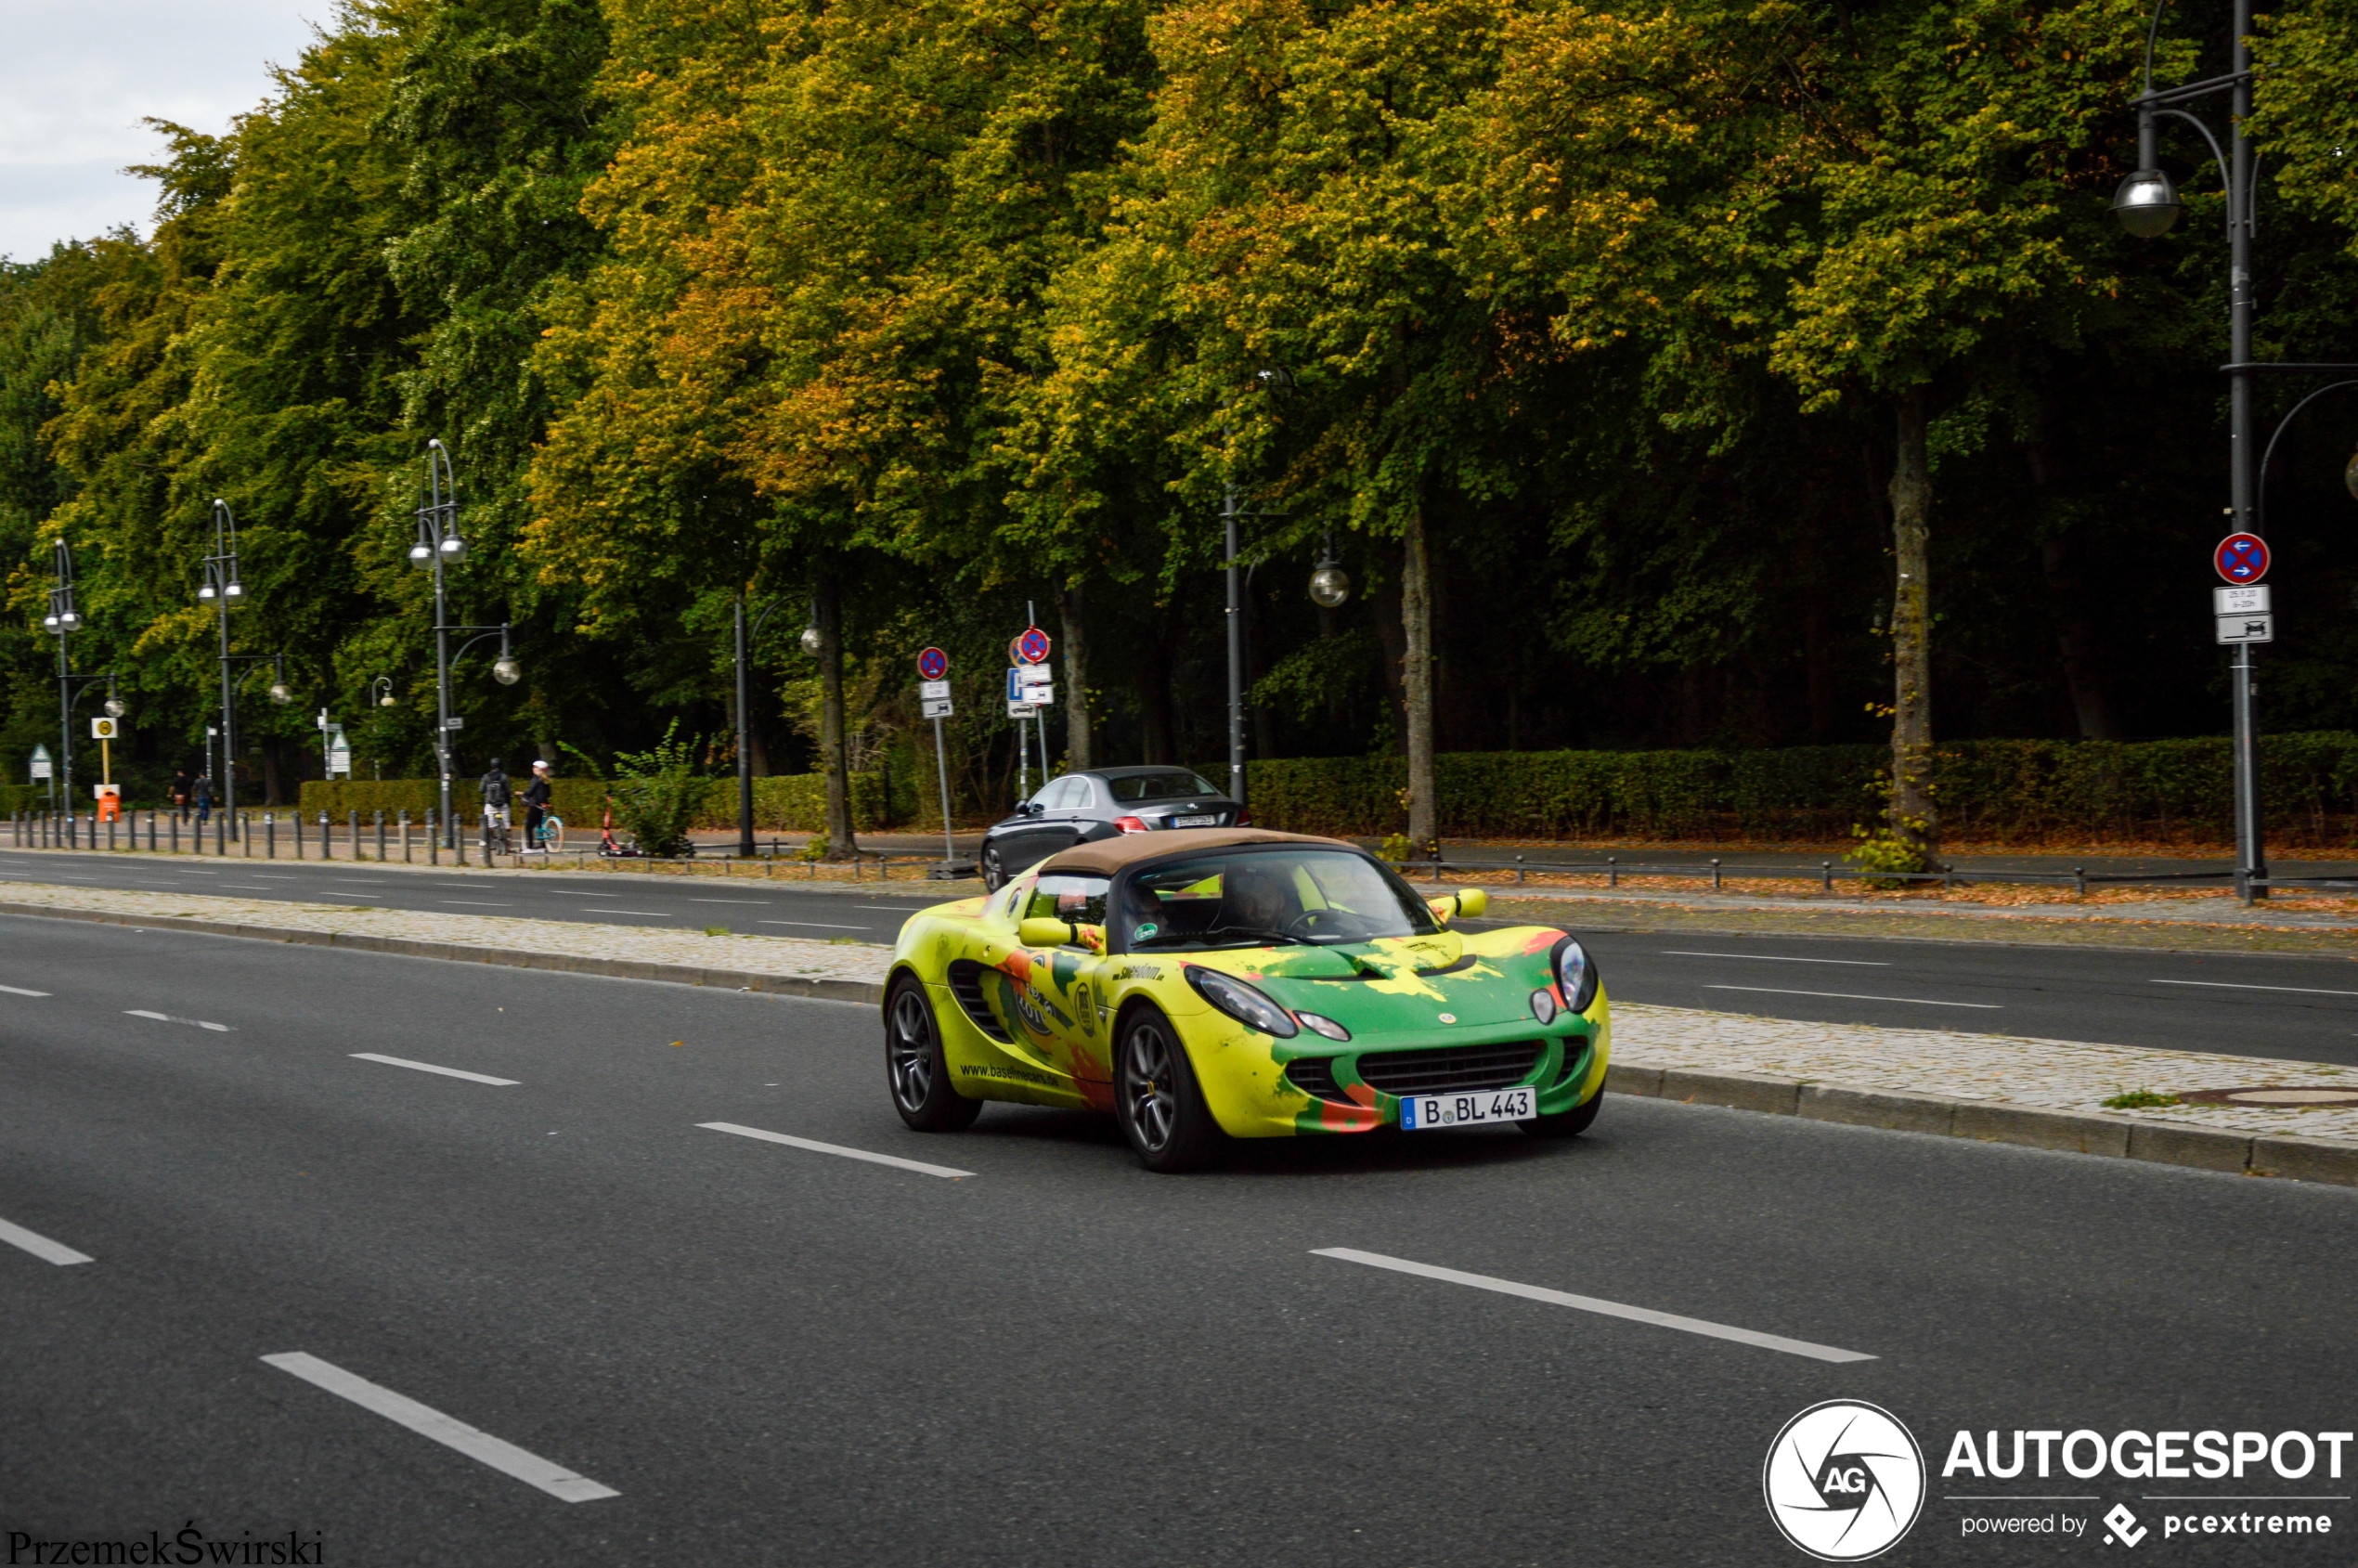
[198,499,290,838]
[410,440,520,848]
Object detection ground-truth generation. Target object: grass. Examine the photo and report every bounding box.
[703,925,730,937]
[2102,1089,2183,1110]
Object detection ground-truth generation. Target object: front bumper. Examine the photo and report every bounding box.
[1186,997,1612,1137]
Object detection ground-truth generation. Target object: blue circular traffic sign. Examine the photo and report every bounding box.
[2215,532,2270,584]
[916,646,948,680]
[1016,626,1052,665]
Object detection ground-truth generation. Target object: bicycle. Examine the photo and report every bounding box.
[481,803,513,857]
[528,811,564,852]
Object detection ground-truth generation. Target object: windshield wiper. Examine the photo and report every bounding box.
[1198,925,1310,946]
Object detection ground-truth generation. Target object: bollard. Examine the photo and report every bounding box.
[2074,864,2086,899]
[267,814,276,858]
[148,810,157,852]
[1607,855,1616,888]
[399,810,410,863]
[1515,853,1525,886]
[108,818,115,852]
[319,811,332,860]
[1712,857,1722,891]
[1821,860,1833,890]
[429,810,439,865]
[852,854,861,883]
[215,812,227,856]
[169,813,178,854]
[348,809,358,860]
[375,810,385,862]
[295,811,305,860]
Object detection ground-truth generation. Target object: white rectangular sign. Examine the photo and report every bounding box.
[1006,702,1038,719]
[2217,613,2274,644]
[918,680,951,701]
[29,746,51,780]
[921,696,953,719]
[2215,586,2270,616]
[89,718,117,740]
[1020,680,1054,707]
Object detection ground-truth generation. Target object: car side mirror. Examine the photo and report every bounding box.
[1017,916,1074,949]
[1020,801,1043,816]
[1455,888,1487,919]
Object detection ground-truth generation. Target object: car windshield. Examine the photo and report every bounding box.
[1119,849,1440,951]
[1108,771,1219,803]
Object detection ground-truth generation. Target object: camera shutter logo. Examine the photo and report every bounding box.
[1762,1399,1925,1561]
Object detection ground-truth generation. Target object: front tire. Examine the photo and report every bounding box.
[980,843,1006,891]
[1522,1089,1602,1139]
[1114,1006,1222,1173]
[887,975,982,1132]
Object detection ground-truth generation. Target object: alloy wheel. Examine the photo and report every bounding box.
[1123,1020,1177,1150]
[889,988,935,1110]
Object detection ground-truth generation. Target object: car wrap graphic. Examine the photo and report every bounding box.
[888,872,1608,1138]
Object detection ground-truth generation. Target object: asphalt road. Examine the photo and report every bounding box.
[8,849,2358,1068]
[2,919,2352,1564]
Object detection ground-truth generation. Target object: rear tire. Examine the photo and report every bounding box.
[1114,1006,1222,1173]
[1522,1089,1602,1139]
[980,843,1006,891]
[887,974,982,1132]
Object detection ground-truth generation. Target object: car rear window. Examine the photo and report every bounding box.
[1108,772,1218,803]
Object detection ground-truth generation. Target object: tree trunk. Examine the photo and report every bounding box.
[262,745,281,808]
[1402,497,1437,854]
[815,564,857,858]
[1059,584,1091,771]
[1887,389,1937,862]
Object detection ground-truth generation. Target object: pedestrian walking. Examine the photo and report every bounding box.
[171,769,191,822]
[193,773,214,827]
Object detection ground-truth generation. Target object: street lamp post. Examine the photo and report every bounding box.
[42,538,84,821]
[734,591,788,858]
[198,499,252,836]
[410,443,519,848]
[2115,0,2358,901]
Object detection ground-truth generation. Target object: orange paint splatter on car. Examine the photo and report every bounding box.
[1317,1080,1381,1133]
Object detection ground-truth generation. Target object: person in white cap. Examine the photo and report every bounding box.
[522,759,553,851]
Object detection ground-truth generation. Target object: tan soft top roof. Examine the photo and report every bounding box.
[1038,826,1355,878]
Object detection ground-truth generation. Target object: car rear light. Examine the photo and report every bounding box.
[1114,815,1149,834]
[1236,807,1253,825]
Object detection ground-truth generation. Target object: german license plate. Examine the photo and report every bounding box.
[1173,813,1218,827]
[1399,1085,1537,1130]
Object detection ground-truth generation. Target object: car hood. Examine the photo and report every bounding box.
[1195,930,1556,1034]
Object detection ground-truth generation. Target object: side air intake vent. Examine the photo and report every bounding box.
[946,960,1014,1043]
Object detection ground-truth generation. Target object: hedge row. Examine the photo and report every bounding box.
[295,772,891,834]
[1234,734,2358,846]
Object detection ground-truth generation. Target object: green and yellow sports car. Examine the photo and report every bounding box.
[881,828,1609,1172]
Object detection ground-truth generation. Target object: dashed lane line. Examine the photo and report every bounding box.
[124,1009,231,1031]
[0,1214,93,1266]
[351,1053,520,1086]
[1311,1249,1874,1364]
[259,1353,618,1502]
[697,1121,972,1179]
[1663,950,1891,966]
[1702,984,2000,1010]
[2150,978,2358,999]
[0,983,51,996]
[584,909,672,917]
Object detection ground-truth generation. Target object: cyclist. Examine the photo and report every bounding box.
[521,760,552,851]
[479,757,512,853]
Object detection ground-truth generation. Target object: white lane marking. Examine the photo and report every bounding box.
[438,900,513,907]
[1663,950,1891,967]
[351,1053,519,1086]
[585,909,672,917]
[0,1214,94,1266]
[697,1121,972,1178]
[1703,984,2000,1010]
[222,883,274,889]
[0,983,51,997]
[2151,978,2358,999]
[259,1353,617,1502]
[1312,1249,1874,1364]
[758,920,864,930]
[689,899,770,906]
[124,1009,232,1031]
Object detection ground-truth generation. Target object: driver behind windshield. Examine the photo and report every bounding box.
[1219,860,1297,937]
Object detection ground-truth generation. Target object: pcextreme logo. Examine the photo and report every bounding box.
[1764,1400,1928,1562]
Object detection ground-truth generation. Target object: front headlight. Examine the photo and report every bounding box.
[1185,966,1299,1039]
[1552,937,1600,1015]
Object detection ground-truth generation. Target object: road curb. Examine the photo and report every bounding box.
[0,900,888,1006]
[1606,1062,2358,1191]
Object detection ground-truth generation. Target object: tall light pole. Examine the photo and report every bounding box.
[2114,0,2358,901]
[197,499,252,836]
[734,590,787,858]
[42,538,84,820]
[409,441,480,848]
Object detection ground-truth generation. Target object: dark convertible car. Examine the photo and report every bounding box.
[977,766,1248,889]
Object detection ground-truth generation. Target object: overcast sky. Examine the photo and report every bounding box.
[1,0,324,262]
